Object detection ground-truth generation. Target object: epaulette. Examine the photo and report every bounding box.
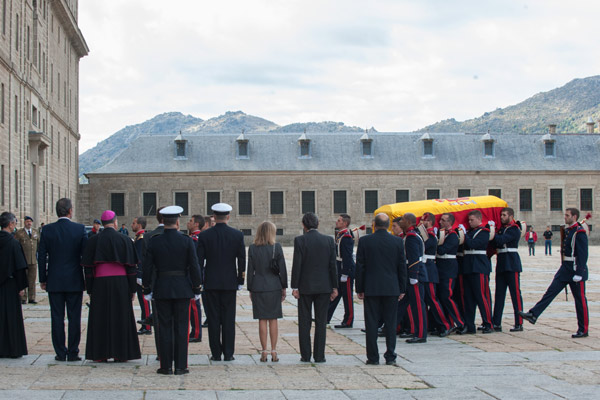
[405,232,418,237]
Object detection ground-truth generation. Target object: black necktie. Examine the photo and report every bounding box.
[28,230,31,238]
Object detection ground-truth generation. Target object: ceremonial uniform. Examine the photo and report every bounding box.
[134,229,152,333]
[436,229,465,330]
[492,221,523,329]
[526,222,589,335]
[420,227,450,334]
[397,227,428,341]
[188,230,203,342]
[327,228,355,327]
[15,225,39,303]
[462,225,493,333]
[452,242,466,320]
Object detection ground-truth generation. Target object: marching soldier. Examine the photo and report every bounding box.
[327,214,355,328]
[131,216,151,335]
[15,216,39,304]
[187,215,205,343]
[491,208,524,332]
[520,208,590,338]
[143,206,202,375]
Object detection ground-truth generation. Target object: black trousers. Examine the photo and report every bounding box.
[463,273,493,331]
[493,271,523,327]
[437,277,464,328]
[397,283,427,339]
[327,277,354,326]
[298,293,329,362]
[48,291,83,359]
[364,296,398,363]
[155,298,190,370]
[205,290,236,359]
[189,298,202,340]
[136,285,152,331]
[424,282,451,331]
[530,277,589,334]
[452,274,466,320]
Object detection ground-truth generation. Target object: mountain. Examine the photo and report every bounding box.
[417,76,600,133]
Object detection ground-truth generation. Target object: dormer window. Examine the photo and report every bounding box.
[174,132,187,159]
[481,133,495,157]
[420,133,434,157]
[360,132,373,158]
[542,133,555,157]
[236,131,249,159]
[298,132,311,158]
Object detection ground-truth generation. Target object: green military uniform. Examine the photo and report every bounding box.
[15,227,39,303]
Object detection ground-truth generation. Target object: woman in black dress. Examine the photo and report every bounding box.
[247,221,288,362]
[0,212,28,358]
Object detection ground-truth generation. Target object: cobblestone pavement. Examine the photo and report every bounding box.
[1,246,598,399]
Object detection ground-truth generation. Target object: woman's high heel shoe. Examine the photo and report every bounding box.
[260,350,268,362]
[271,350,279,362]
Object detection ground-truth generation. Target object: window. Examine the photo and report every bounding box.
[1,83,4,124]
[240,229,251,236]
[361,140,372,157]
[550,188,562,211]
[396,189,409,203]
[544,141,555,157]
[238,192,252,215]
[176,142,186,157]
[551,225,561,232]
[14,170,18,208]
[2,0,6,35]
[237,140,248,158]
[0,164,4,206]
[276,228,283,236]
[15,14,19,51]
[174,192,189,215]
[270,191,284,215]
[519,189,532,211]
[488,188,502,198]
[458,189,471,198]
[111,193,125,216]
[365,190,378,214]
[300,140,310,157]
[42,181,46,212]
[483,141,494,157]
[302,191,315,214]
[333,190,347,214]
[427,189,440,200]
[580,188,593,211]
[423,140,433,156]
[206,192,220,215]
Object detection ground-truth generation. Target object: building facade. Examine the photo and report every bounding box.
[80,129,599,243]
[0,0,87,223]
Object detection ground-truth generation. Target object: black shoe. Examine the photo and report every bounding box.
[300,358,310,362]
[314,358,326,363]
[360,328,367,333]
[67,356,82,362]
[510,325,523,332]
[137,328,152,335]
[406,337,427,343]
[455,326,468,335]
[174,368,189,375]
[28,300,37,304]
[493,325,502,332]
[157,368,173,375]
[365,360,379,365]
[476,325,485,331]
[189,337,202,343]
[224,356,235,361]
[385,360,397,366]
[54,355,66,362]
[334,323,352,329]
[519,311,537,325]
[398,332,413,338]
[572,331,588,338]
[210,356,221,361]
[481,326,494,334]
[438,329,450,337]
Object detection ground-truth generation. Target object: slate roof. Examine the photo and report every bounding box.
[88,131,600,175]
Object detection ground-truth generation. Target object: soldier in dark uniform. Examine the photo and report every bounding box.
[196,203,245,361]
[460,210,493,334]
[419,212,451,337]
[436,213,466,334]
[88,219,101,238]
[131,216,151,335]
[491,207,524,332]
[143,206,202,375]
[397,213,428,343]
[187,215,205,343]
[520,208,589,338]
[327,214,355,328]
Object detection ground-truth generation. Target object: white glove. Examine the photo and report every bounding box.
[488,220,496,227]
[194,294,201,300]
[144,293,152,301]
[458,224,466,234]
[340,274,348,282]
[573,275,582,282]
[136,278,142,286]
[238,285,243,290]
[410,278,418,285]
[433,227,438,235]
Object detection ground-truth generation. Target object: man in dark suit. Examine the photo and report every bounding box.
[356,213,407,365]
[291,212,338,363]
[197,203,245,361]
[37,198,88,362]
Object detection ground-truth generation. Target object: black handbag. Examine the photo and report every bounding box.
[269,244,280,275]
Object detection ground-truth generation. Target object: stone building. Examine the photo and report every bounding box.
[0,0,88,223]
[80,128,599,243]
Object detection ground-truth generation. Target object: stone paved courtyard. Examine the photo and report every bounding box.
[1,246,598,399]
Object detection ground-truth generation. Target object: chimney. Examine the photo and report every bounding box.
[547,124,557,134]
[586,117,595,134]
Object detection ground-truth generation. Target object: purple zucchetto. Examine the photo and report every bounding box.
[100,210,116,223]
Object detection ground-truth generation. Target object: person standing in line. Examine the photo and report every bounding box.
[525,226,537,256]
[197,203,246,361]
[82,210,141,362]
[187,215,205,343]
[15,216,39,304]
[520,208,589,338]
[543,226,553,256]
[143,206,202,375]
[327,214,356,328]
[356,213,406,365]
[247,221,288,362]
[0,212,29,358]
[88,219,102,238]
[201,215,212,328]
[37,198,88,361]
[291,212,338,363]
[131,216,151,335]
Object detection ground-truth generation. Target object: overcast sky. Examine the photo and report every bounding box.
[78,0,600,152]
